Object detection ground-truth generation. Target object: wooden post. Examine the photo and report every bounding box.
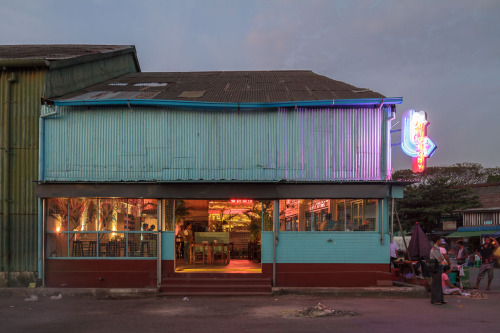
[395,208,417,283]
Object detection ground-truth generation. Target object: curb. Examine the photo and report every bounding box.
[272,285,427,298]
[1,284,427,299]
[0,287,158,299]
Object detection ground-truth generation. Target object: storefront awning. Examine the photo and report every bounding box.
[446,231,485,238]
[446,225,500,238]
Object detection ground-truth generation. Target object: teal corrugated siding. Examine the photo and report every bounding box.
[275,233,390,263]
[261,231,274,264]
[42,106,385,182]
[161,232,175,260]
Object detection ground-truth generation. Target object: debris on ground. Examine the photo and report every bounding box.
[182,297,189,301]
[24,295,38,302]
[467,290,488,299]
[291,303,359,318]
[50,294,63,300]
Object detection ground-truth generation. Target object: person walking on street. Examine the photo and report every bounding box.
[429,237,447,305]
[473,236,499,290]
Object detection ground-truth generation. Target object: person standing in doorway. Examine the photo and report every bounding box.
[473,236,499,290]
[183,223,194,264]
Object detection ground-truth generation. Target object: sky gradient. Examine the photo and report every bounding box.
[2,0,499,170]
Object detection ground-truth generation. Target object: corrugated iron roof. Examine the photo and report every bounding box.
[53,70,385,103]
[0,44,140,71]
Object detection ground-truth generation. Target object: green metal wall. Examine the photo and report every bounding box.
[45,54,138,98]
[1,68,45,275]
[0,54,139,278]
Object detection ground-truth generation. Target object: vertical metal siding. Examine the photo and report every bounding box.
[1,68,45,272]
[1,53,139,275]
[277,108,382,181]
[463,212,500,226]
[43,106,384,182]
[45,54,138,98]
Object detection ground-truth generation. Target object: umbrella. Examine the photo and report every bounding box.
[407,222,432,260]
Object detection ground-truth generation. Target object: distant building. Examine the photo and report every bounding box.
[0,45,140,286]
[448,183,500,244]
[37,70,406,292]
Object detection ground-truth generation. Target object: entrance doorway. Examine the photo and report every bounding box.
[174,199,272,273]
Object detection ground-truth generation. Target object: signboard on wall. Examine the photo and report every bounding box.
[443,221,457,231]
[401,109,437,173]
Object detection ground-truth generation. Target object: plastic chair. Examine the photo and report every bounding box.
[391,268,402,281]
[474,259,482,267]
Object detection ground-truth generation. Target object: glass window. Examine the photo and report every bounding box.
[279,199,378,232]
[163,199,174,231]
[261,201,274,232]
[46,197,158,258]
[69,198,98,257]
[46,198,69,258]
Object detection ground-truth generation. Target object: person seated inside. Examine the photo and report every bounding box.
[442,265,465,295]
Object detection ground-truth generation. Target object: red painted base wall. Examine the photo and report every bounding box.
[46,259,157,288]
[275,263,391,287]
[161,261,390,287]
[46,260,390,288]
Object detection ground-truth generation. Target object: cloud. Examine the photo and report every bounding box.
[1,0,499,168]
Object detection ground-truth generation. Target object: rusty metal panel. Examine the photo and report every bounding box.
[43,106,384,183]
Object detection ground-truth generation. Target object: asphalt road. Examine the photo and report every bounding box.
[1,291,499,333]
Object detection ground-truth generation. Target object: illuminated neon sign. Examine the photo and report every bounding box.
[401,109,437,173]
[230,199,253,204]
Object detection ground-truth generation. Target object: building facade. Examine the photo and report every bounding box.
[36,71,405,291]
[448,183,500,244]
[0,45,140,286]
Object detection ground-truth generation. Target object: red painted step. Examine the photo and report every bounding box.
[159,277,272,296]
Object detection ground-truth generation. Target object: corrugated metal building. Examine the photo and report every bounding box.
[0,45,140,286]
[37,70,406,292]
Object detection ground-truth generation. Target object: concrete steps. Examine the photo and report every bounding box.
[159,276,272,296]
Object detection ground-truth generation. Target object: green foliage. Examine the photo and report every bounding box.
[393,163,500,186]
[243,201,273,242]
[487,174,500,183]
[175,200,191,225]
[396,177,481,233]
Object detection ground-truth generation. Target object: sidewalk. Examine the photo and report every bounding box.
[0,284,427,299]
[1,267,497,299]
[467,266,500,291]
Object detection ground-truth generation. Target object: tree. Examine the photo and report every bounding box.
[393,163,500,186]
[396,177,480,233]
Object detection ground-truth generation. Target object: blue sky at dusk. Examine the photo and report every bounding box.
[2,0,499,170]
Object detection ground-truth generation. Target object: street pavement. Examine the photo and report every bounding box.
[1,289,499,333]
[0,267,498,333]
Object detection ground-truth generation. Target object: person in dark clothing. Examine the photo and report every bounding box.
[473,236,499,290]
[429,237,447,305]
[455,240,468,265]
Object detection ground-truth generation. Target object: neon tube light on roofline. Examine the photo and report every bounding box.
[401,109,437,173]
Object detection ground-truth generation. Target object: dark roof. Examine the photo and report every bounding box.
[0,44,140,71]
[53,70,385,103]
